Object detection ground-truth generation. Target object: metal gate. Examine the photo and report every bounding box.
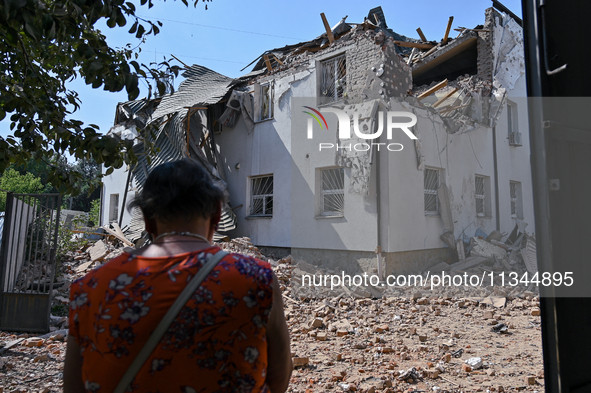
[0,192,61,332]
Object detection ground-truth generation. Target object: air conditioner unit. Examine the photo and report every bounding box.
[509,131,522,146]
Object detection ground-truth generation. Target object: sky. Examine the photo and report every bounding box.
[0,0,524,145]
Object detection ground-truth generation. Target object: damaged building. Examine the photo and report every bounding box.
[101,6,534,276]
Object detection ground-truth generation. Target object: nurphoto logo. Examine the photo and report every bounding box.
[302,106,418,152]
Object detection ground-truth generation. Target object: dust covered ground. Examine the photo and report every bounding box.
[0,238,543,393]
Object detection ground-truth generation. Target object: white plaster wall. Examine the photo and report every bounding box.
[495,76,535,234]
[101,166,135,228]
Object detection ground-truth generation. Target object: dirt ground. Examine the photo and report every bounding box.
[0,239,544,393]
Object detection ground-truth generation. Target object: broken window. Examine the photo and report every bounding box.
[424,168,440,215]
[510,181,523,218]
[475,175,491,217]
[320,167,345,216]
[507,100,522,146]
[109,194,119,223]
[259,82,273,121]
[320,54,347,103]
[250,175,273,216]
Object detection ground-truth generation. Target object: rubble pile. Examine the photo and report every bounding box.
[0,237,543,393]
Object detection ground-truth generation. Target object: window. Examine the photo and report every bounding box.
[320,168,344,216]
[475,175,492,217]
[250,175,273,217]
[510,181,523,218]
[320,54,347,103]
[507,100,522,146]
[109,194,119,222]
[424,168,440,215]
[255,82,273,121]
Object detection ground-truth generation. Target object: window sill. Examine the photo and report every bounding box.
[315,214,345,219]
[425,212,440,217]
[246,215,273,220]
[477,215,493,219]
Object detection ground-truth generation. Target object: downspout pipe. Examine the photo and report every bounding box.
[492,126,501,231]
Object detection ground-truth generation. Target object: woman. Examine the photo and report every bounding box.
[64,158,292,393]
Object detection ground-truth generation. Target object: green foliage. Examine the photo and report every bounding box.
[0,167,47,210]
[89,198,101,227]
[51,303,69,317]
[0,0,202,194]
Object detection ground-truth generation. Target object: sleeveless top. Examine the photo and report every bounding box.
[68,246,274,393]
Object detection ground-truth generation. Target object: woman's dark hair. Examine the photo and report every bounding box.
[130,158,224,223]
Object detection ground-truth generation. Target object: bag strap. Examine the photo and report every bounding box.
[113,250,229,393]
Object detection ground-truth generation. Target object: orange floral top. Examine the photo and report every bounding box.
[68,246,274,393]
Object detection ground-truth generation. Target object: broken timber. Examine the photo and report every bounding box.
[320,13,335,44]
[416,27,428,42]
[417,79,448,100]
[394,41,434,50]
[432,88,459,108]
[443,16,454,43]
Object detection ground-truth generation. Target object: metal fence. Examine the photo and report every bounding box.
[0,192,61,332]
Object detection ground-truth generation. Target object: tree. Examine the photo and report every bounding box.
[0,167,47,211]
[0,0,206,193]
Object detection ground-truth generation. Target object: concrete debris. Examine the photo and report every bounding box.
[470,237,508,260]
[465,356,483,370]
[0,233,544,392]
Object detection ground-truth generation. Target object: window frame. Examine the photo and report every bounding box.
[319,53,347,104]
[255,81,274,122]
[317,167,345,218]
[424,167,441,216]
[509,180,523,219]
[249,175,274,218]
[109,193,119,223]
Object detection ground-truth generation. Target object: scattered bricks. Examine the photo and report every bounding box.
[462,364,472,372]
[425,369,440,379]
[337,329,349,337]
[418,335,427,342]
[410,327,417,335]
[488,369,496,376]
[498,386,505,393]
[525,376,536,385]
[484,310,494,319]
[293,357,309,368]
[537,369,545,379]
[452,332,461,338]
[316,332,327,341]
[434,309,441,316]
[441,353,452,363]
[375,324,389,333]
[23,338,44,347]
[531,307,541,316]
[381,347,394,353]
[32,354,48,363]
[419,345,429,352]
[331,352,343,361]
[310,318,323,328]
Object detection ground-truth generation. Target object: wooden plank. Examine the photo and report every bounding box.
[432,88,459,108]
[417,79,448,100]
[263,55,273,71]
[320,13,335,44]
[412,37,477,76]
[272,54,284,66]
[394,40,434,50]
[200,130,210,149]
[439,103,470,114]
[111,222,127,240]
[102,225,134,247]
[443,16,454,43]
[416,27,428,42]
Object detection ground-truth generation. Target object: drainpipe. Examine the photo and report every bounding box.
[492,126,501,231]
[373,131,384,280]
